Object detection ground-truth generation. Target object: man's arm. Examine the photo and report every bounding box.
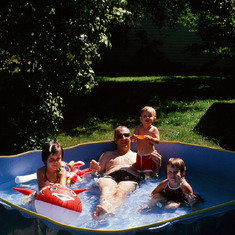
[89,152,108,173]
[89,160,101,173]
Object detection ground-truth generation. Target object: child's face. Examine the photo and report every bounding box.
[47,153,62,170]
[166,165,182,185]
[140,111,156,127]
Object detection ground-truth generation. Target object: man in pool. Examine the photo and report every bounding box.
[89,126,162,218]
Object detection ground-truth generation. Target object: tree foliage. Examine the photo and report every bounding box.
[178,0,235,57]
[127,0,235,57]
[1,0,234,153]
[0,0,130,153]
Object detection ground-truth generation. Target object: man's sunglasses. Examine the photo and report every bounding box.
[115,133,130,139]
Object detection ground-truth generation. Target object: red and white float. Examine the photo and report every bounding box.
[61,160,92,185]
[13,185,87,224]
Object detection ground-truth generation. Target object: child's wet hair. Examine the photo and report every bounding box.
[42,141,64,164]
[165,157,186,177]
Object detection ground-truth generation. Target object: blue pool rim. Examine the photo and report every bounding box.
[0,141,235,234]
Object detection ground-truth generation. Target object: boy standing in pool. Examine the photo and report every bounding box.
[132,106,161,178]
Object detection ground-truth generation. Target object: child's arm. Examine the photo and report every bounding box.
[58,168,67,188]
[145,135,159,144]
[146,180,167,207]
[132,126,160,144]
[131,126,139,142]
[145,126,160,144]
[181,180,194,206]
[151,179,167,196]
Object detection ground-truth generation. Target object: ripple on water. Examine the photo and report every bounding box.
[1,172,235,230]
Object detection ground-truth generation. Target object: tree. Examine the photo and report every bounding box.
[127,0,235,57]
[0,0,130,153]
[1,0,234,153]
[173,0,235,57]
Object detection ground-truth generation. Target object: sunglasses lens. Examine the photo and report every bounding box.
[116,133,130,139]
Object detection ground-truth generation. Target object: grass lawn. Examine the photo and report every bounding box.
[58,75,235,151]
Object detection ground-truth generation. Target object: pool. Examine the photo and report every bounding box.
[0,141,235,234]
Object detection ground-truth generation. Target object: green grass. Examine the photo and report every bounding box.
[58,75,235,151]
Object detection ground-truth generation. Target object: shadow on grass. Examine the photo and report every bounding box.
[2,75,234,155]
[61,75,235,150]
[195,103,235,151]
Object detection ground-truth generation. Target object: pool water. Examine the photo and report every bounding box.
[0,171,234,231]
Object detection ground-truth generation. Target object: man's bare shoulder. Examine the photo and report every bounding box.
[126,150,137,156]
[98,150,121,166]
[101,150,136,158]
[100,150,118,158]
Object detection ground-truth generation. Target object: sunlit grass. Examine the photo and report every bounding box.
[58,76,234,150]
[157,99,220,148]
[96,75,214,83]
[96,76,167,82]
[59,99,224,150]
[59,122,114,147]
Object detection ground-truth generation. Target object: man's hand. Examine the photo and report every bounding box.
[89,160,101,173]
[150,151,162,175]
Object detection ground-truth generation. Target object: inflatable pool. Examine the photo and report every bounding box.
[0,141,235,235]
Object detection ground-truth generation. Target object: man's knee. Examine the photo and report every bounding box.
[101,186,115,194]
[116,182,137,198]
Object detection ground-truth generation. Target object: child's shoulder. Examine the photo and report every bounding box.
[37,166,45,173]
[181,179,193,193]
[150,125,159,131]
[37,166,45,177]
[159,179,168,186]
[181,179,190,187]
[150,125,160,135]
[134,125,142,131]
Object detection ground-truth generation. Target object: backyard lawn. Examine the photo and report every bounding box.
[58,75,235,151]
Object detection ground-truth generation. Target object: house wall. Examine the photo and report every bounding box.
[94,18,234,76]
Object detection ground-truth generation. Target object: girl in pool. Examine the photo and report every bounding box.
[146,157,199,209]
[37,141,67,190]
